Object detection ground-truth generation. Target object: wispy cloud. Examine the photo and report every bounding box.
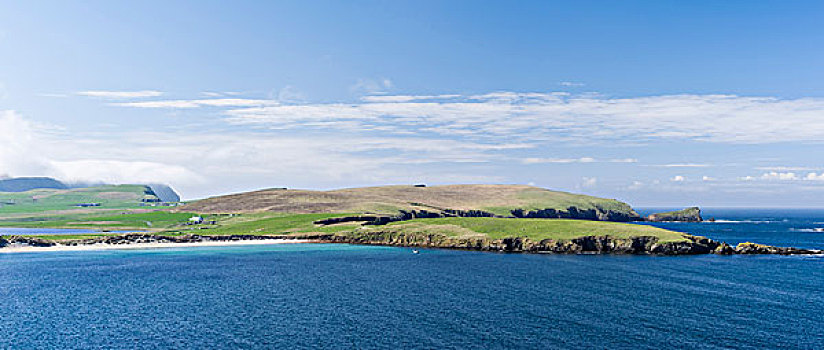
[0,110,537,198]
[650,163,711,168]
[756,166,817,171]
[113,98,278,108]
[77,90,163,99]
[807,173,824,181]
[37,93,69,98]
[738,171,824,182]
[760,172,800,180]
[350,78,393,95]
[559,81,585,87]
[522,157,636,164]
[128,91,824,144]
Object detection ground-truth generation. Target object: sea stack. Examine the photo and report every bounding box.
[646,207,703,222]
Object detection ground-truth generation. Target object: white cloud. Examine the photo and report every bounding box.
[628,180,644,190]
[189,92,824,144]
[652,163,711,168]
[0,110,200,189]
[350,78,393,95]
[114,98,278,108]
[276,86,307,104]
[760,172,799,180]
[559,81,585,87]
[736,171,824,182]
[805,173,824,181]
[78,90,163,99]
[523,157,595,164]
[0,111,542,198]
[581,177,597,187]
[522,157,635,164]
[361,94,462,103]
[671,175,686,182]
[0,111,51,175]
[38,93,69,98]
[201,91,242,97]
[49,160,201,185]
[757,166,816,171]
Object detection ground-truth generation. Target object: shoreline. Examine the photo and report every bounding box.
[2,232,822,256]
[0,238,315,253]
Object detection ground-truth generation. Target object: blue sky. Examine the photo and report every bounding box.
[1,0,824,206]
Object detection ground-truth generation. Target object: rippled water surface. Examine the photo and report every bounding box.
[0,209,822,349]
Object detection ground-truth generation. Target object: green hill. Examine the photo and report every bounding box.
[0,177,68,192]
[0,184,164,215]
[1,184,697,253]
[181,184,640,221]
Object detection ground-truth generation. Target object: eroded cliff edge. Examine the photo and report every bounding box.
[1,233,819,255]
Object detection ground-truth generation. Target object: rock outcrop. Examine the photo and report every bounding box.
[646,207,703,222]
[312,231,821,256]
[510,206,641,222]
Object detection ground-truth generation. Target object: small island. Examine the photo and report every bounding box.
[0,181,819,255]
[646,207,703,222]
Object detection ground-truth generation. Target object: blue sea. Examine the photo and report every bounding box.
[1,209,822,349]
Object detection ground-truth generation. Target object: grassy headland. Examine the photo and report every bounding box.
[1,184,695,252]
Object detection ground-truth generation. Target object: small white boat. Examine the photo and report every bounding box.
[813,228,824,233]
[412,249,420,254]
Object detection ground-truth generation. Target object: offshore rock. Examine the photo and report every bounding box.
[647,207,703,222]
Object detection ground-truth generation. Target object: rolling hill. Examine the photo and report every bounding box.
[0,177,69,192]
[181,184,640,221]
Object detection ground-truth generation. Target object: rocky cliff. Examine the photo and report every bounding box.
[511,206,641,222]
[647,207,703,222]
[3,233,818,256]
[319,231,819,255]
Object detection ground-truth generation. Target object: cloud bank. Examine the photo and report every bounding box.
[109,92,824,144]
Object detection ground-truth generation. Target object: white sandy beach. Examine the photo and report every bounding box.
[0,239,315,253]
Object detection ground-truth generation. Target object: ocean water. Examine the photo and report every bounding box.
[0,210,822,349]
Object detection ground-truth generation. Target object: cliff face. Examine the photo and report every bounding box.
[511,207,641,222]
[647,207,703,222]
[147,184,181,203]
[1,233,819,255]
[314,232,821,255]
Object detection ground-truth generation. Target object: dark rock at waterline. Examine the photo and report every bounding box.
[3,232,820,256]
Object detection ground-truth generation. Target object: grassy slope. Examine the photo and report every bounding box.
[181,184,635,217]
[201,214,687,243]
[386,217,687,243]
[0,185,680,244]
[0,211,196,229]
[0,185,155,215]
[7,212,687,244]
